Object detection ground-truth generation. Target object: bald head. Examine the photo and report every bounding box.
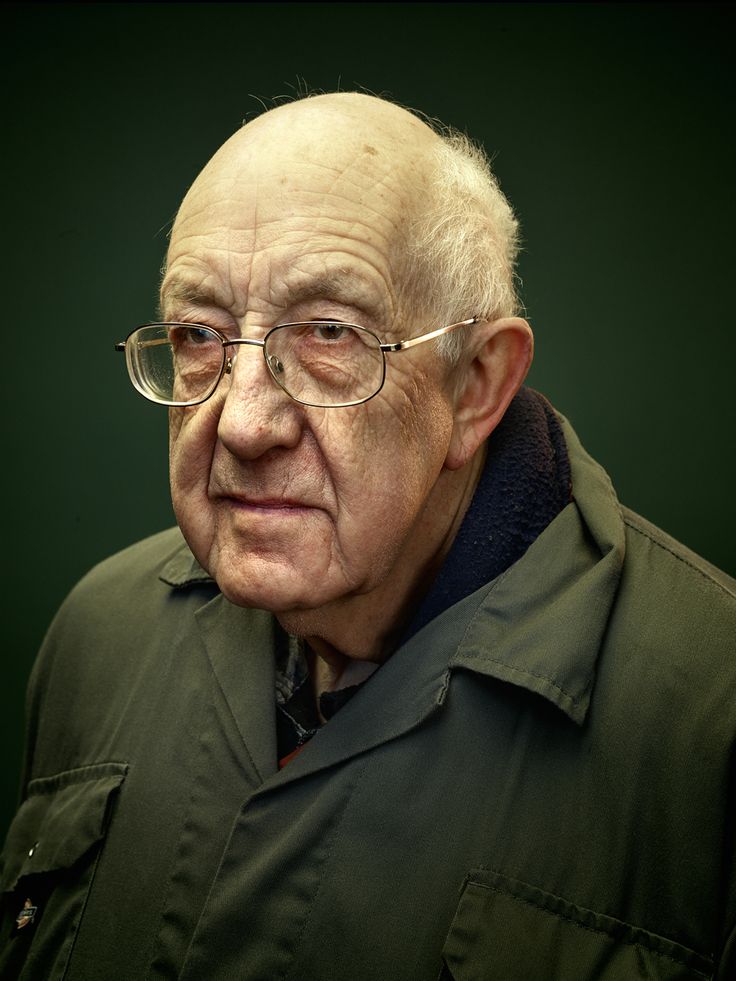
[242,91,439,152]
[165,92,520,357]
[171,95,440,305]
[193,93,440,197]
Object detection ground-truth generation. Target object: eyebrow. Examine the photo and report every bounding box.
[282,270,390,324]
[159,270,391,326]
[158,279,227,319]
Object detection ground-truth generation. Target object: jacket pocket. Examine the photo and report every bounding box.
[440,869,713,981]
[0,762,127,981]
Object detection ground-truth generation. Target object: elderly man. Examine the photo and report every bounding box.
[1,93,734,980]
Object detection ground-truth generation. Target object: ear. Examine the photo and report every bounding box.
[445,317,533,471]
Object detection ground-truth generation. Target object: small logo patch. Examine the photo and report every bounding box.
[15,899,38,930]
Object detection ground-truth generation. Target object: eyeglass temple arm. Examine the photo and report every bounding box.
[380,317,480,353]
[115,335,264,352]
[114,337,173,351]
[115,320,480,354]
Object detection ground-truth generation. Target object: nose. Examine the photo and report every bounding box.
[216,344,303,460]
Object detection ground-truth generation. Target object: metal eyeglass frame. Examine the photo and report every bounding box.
[114,316,480,409]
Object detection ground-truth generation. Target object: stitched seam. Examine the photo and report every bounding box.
[470,881,713,977]
[453,585,582,706]
[452,575,510,657]
[59,827,107,981]
[624,517,734,601]
[462,655,580,706]
[148,696,215,977]
[206,664,263,783]
[450,520,590,713]
[27,762,129,793]
[280,772,360,981]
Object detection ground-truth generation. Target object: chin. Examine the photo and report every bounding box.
[212,554,343,614]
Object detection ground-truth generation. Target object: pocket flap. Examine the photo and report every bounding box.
[1,762,127,892]
[441,869,713,980]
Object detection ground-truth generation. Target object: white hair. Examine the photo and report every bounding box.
[400,130,521,364]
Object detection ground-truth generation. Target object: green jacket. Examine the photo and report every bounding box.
[2,419,734,980]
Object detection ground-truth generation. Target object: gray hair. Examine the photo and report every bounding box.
[400,130,521,364]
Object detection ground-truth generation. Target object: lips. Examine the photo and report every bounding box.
[232,499,308,510]
[208,468,325,513]
[217,492,316,512]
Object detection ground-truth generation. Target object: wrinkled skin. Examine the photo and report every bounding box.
[162,94,531,667]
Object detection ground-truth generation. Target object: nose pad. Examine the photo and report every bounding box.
[216,342,302,457]
[267,353,284,376]
[220,345,289,406]
[224,347,282,382]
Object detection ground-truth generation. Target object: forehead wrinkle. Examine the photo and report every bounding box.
[273,202,401,313]
[294,146,406,233]
[163,130,417,330]
[159,253,393,330]
[279,265,393,327]
[320,146,403,204]
[292,156,421,330]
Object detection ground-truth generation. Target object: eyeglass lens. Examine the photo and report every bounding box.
[266,323,383,406]
[127,323,386,407]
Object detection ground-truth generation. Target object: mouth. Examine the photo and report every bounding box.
[219,494,315,515]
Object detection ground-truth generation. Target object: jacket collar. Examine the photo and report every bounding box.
[159,544,213,589]
[449,415,624,725]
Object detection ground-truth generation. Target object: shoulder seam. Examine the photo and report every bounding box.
[623,516,734,602]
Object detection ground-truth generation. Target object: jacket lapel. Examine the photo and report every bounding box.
[195,595,278,784]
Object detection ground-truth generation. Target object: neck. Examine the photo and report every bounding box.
[276,449,485,670]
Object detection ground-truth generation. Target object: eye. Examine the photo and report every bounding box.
[313,321,348,341]
[168,324,218,348]
[188,326,213,344]
[176,325,215,345]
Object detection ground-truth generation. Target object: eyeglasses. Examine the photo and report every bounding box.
[114,317,479,409]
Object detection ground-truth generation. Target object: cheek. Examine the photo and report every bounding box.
[381,368,455,469]
[169,404,219,476]
[324,381,455,536]
[168,403,221,542]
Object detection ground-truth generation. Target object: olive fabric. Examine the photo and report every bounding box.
[1,416,734,980]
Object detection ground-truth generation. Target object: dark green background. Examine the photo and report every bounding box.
[2,2,734,838]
